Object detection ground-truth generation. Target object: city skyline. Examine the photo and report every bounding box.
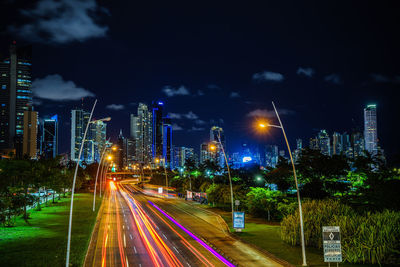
[1,2,400,161]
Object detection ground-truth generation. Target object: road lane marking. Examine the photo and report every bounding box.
[127,226,129,230]
[186,263,191,267]
[123,225,124,229]
[173,246,179,253]
[124,234,126,247]
[126,256,129,267]
[139,264,142,267]
[134,246,137,254]
[162,233,167,240]
[129,234,133,240]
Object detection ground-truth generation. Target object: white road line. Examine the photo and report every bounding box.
[127,226,130,230]
[134,246,137,254]
[126,256,129,267]
[129,234,133,240]
[162,233,167,240]
[139,264,142,267]
[186,263,191,267]
[123,225,125,229]
[173,246,179,253]
[124,234,126,247]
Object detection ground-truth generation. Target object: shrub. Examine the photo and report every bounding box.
[281,199,400,265]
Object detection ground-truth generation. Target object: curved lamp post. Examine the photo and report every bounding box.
[66,100,97,267]
[257,101,307,266]
[92,138,111,212]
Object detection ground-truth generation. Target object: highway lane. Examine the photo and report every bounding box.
[124,184,283,267]
[85,181,229,267]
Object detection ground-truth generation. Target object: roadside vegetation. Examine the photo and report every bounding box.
[149,148,400,265]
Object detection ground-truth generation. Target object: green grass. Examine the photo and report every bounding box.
[0,193,101,267]
[201,205,379,267]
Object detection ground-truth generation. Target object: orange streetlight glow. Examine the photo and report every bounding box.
[209,144,217,151]
[112,146,117,151]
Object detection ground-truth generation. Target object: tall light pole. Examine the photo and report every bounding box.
[93,138,111,212]
[66,99,97,267]
[211,130,234,227]
[257,101,307,266]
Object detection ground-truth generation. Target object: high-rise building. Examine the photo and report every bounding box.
[117,129,125,169]
[22,109,37,158]
[341,132,353,158]
[124,137,135,166]
[152,101,164,159]
[200,141,221,166]
[309,137,319,150]
[41,115,58,159]
[210,126,225,149]
[332,132,342,155]
[163,117,172,168]
[0,43,32,157]
[173,146,194,169]
[265,145,279,168]
[318,130,330,156]
[135,103,152,164]
[351,132,364,158]
[364,104,378,155]
[90,120,107,162]
[71,109,96,163]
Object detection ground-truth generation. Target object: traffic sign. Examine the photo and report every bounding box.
[233,211,245,229]
[322,226,342,263]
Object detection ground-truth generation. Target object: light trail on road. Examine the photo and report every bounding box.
[148,200,235,267]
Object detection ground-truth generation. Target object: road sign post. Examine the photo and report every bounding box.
[233,211,245,232]
[322,226,342,265]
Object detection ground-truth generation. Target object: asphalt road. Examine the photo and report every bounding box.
[85,181,283,267]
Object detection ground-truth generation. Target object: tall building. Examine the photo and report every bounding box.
[135,103,152,164]
[41,115,58,159]
[152,101,164,159]
[117,130,125,169]
[364,104,378,155]
[93,120,106,162]
[265,145,279,168]
[210,126,225,149]
[341,132,353,158]
[318,130,330,156]
[0,43,32,157]
[124,137,135,166]
[200,141,221,165]
[22,109,37,158]
[351,132,364,158]
[163,117,172,168]
[71,109,96,163]
[309,137,319,150]
[332,132,342,155]
[173,146,194,169]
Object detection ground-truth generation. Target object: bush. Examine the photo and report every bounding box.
[281,199,400,265]
[245,187,282,220]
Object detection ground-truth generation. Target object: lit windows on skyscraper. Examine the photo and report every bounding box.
[364,104,378,155]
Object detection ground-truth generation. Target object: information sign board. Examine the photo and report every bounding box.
[322,226,342,263]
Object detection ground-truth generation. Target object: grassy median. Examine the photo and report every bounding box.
[0,193,101,267]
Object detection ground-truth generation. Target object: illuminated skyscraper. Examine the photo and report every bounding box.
[351,131,364,158]
[22,109,37,158]
[318,129,330,156]
[332,132,342,155]
[0,43,32,157]
[152,101,164,159]
[163,117,172,168]
[364,104,378,155]
[71,109,96,163]
[42,115,59,159]
[135,103,152,164]
[265,145,278,168]
[173,146,194,169]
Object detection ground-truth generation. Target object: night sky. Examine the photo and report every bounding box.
[1,1,400,160]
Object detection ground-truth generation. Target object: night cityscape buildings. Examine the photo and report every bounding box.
[40,115,58,159]
[0,43,32,158]
[364,104,378,155]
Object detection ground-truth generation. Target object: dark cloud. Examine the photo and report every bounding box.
[252,71,284,82]
[162,85,190,97]
[106,104,125,110]
[32,74,95,101]
[8,0,109,44]
[324,73,342,84]
[297,67,315,78]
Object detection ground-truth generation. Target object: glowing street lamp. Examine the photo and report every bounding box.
[256,101,307,266]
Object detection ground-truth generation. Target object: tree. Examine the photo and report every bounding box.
[246,187,282,220]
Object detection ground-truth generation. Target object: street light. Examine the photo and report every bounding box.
[212,130,234,230]
[93,138,111,212]
[256,101,307,266]
[66,99,98,267]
